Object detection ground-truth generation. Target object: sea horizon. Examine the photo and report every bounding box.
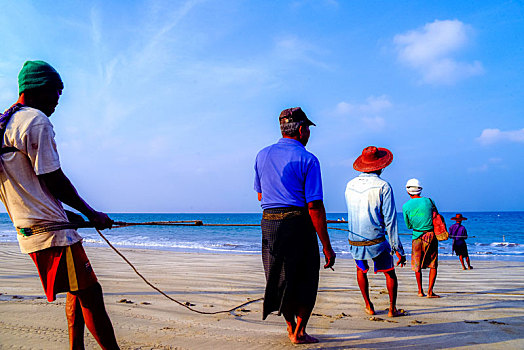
[1,211,522,262]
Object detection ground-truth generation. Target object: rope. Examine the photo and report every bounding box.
[113,220,204,227]
[20,221,411,235]
[202,224,260,226]
[327,226,476,238]
[95,229,263,315]
[329,226,415,236]
[112,222,475,237]
[329,226,407,235]
[327,226,349,232]
[19,219,477,315]
[113,221,349,228]
[113,221,260,228]
[94,223,396,315]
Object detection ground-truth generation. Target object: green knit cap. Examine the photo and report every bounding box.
[18,60,64,95]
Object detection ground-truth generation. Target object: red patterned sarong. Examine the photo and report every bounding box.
[29,242,97,301]
[411,231,438,271]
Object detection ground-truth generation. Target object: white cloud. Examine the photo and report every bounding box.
[467,157,505,173]
[90,7,102,45]
[333,95,391,130]
[335,95,392,115]
[273,36,329,69]
[334,101,353,114]
[361,95,392,113]
[394,19,484,84]
[468,164,489,173]
[362,116,386,129]
[477,128,524,145]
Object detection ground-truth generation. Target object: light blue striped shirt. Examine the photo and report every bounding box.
[345,173,405,260]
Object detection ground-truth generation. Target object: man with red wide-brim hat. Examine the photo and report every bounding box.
[449,214,473,270]
[345,146,407,317]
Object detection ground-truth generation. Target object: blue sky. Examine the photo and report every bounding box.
[0,0,523,213]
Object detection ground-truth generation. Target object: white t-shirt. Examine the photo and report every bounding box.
[0,106,82,253]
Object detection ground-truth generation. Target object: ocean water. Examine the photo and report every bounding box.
[0,212,522,261]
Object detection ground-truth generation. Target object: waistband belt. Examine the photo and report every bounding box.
[348,236,386,246]
[262,210,306,221]
[413,229,432,233]
[17,223,80,237]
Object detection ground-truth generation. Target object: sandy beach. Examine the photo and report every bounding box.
[0,242,523,349]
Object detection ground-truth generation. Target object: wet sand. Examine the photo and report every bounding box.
[0,242,523,349]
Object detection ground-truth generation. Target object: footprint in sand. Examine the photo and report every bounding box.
[488,320,506,325]
[411,320,426,324]
[118,298,134,304]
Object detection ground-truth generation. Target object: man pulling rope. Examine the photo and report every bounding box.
[0,60,119,349]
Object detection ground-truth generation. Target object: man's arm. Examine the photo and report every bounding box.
[382,185,406,266]
[402,210,411,229]
[38,168,112,229]
[308,200,336,269]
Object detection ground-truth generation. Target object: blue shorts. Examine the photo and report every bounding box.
[355,250,394,274]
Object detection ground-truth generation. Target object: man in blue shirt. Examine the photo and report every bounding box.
[345,146,406,317]
[254,107,336,344]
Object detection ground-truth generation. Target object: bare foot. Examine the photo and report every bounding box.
[291,333,319,344]
[286,323,296,342]
[427,292,441,298]
[365,303,375,315]
[388,308,408,317]
[287,324,294,337]
[418,292,426,297]
[462,267,467,270]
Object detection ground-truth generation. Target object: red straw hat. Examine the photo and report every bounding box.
[451,214,467,221]
[353,146,393,172]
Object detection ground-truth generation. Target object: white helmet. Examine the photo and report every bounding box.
[406,178,422,189]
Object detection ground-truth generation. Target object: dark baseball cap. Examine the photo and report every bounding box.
[279,107,316,126]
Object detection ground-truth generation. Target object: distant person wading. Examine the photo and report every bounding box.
[449,214,473,270]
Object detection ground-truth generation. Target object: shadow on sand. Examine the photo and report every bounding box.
[313,315,523,349]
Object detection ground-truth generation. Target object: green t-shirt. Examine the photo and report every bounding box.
[402,197,434,239]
